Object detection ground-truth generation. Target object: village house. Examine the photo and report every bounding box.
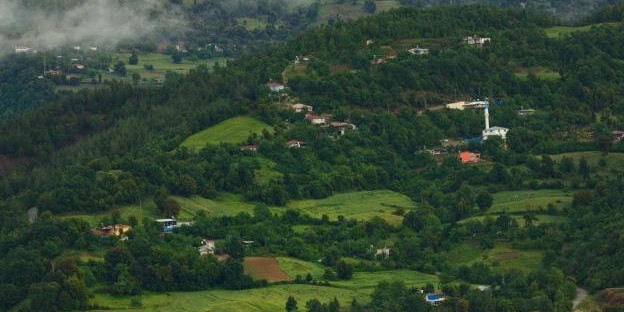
[289,103,313,113]
[91,224,132,237]
[266,81,285,93]
[287,140,305,148]
[305,112,327,125]
[459,151,480,163]
[366,39,375,46]
[445,100,488,110]
[408,45,429,55]
[425,293,446,306]
[517,108,536,116]
[440,138,463,148]
[375,247,391,259]
[294,55,311,64]
[156,218,178,233]
[482,126,509,140]
[464,35,491,45]
[14,45,32,53]
[328,121,357,136]
[240,145,258,152]
[198,239,216,256]
[612,130,624,141]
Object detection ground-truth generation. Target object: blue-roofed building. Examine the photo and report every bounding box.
[425,293,446,306]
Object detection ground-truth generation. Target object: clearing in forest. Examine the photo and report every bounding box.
[285,190,415,225]
[180,116,273,150]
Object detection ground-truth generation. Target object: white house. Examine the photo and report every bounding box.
[482,126,509,140]
[266,81,285,93]
[464,36,491,45]
[445,100,488,110]
[408,46,429,55]
[305,113,326,125]
[198,239,216,256]
[289,103,313,113]
[15,46,32,53]
[287,140,305,148]
[375,247,391,259]
[156,218,177,233]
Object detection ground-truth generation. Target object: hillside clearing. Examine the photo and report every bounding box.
[276,257,325,279]
[487,189,572,214]
[544,22,618,38]
[284,190,415,225]
[180,116,273,150]
[330,270,439,294]
[244,257,292,283]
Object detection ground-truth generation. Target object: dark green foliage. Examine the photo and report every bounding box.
[336,260,353,280]
[286,295,298,312]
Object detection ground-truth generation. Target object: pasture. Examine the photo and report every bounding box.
[445,242,543,273]
[550,151,624,176]
[171,194,257,218]
[180,116,273,150]
[544,22,618,38]
[487,189,572,214]
[60,200,157,227]
[330,270,439,294]
[514,67,560,80]
[284,190,415,225]
[89,284,366,312]
[276,257,325,279]
[115,52,228,82]
[244,257,292,283]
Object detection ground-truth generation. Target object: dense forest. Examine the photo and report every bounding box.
[2,3,624,312]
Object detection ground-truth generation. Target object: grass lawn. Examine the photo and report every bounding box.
[284,190,415,225]
[487,189,572,214]
[89,284,366,312]
[114,52,229,81]
[171,194,257,218]
[180,116,273,150]
[446,242,543,272]
[550,151,624,176]
[544,22,618,38]
[514,67,560,81]
[330,270,439,294]
[276,257,325,279]
[59,200,158,227]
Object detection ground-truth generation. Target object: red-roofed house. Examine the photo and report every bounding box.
[305,113,326,125]
[459,151,480,163]
[266,81,285,92]
[287,140,305,148]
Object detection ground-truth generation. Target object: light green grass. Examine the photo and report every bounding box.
[330,270,439,294]
[545,22,618,38]
[62,249,104,263]
[59,201,157,227]
[514,67,560,81]
[235,17,268,31]
[180,116,273,150]
[461,214,567,226]
[254,157,283,185]
[115,52,229,80]
[89,284,366,312]
[446,242,543,272]
[284,190,414,225]
[276,257,325,279]
[487,189,572,214]
[171,194,257,218]
[550,151,624,175]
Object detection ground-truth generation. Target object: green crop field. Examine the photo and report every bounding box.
[330,270,439,294]
[545,22,618,38]
[171,194,257,218]
[180,116,273,150]
[487,189,572,214]
[284,190,415,225]
[89,284,367,312]
[277,257,325,279]
[445,242,543,272]
[115,52,229,81]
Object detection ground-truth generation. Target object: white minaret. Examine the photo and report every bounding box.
[484,101,490,130]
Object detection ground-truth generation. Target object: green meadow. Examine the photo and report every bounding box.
[115,52,229,81]
[180,116,273,150]
[276,257,326,279]
[330,270,439,294]
[544,22,618,38]
[488,189,572,214]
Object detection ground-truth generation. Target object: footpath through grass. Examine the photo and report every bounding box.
[180,116,273,150]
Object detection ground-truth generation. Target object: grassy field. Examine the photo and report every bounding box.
[445,242,543,272]
[514,67,560,80]
[60,200,157,227]
[90,284,367,312]
[235,17,268,31]
[180,116,273,150]
[276,257,325,279]
[171,194,257,218]
[487,189,572,214]
[545,22,618,38]
[115,52,229,82]
[284,190,415,225]
[550,151,624,176]
[330,270,439,294]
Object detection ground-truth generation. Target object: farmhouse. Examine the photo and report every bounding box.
[612,130,624,141]
[14,45,32,53]
[482,126,509,140]
[91,224,132,237]
[305,113,327,125]
[289,103,313,113]
[408,46,429,55]
[375,247,391,259]
[266,81,285,93]
[240,145,258,152]
[425,293,446,306]
[287,140,305,148]
[198,239,216,256]
[440,138,463,148]
[445,100,488,110]
[156,218,177,233]
[459,151,480,163]
[327,121,357,135]
[464,35,491,45]
[517,108,536,116]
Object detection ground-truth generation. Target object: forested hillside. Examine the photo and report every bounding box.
[2,4,624,312]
